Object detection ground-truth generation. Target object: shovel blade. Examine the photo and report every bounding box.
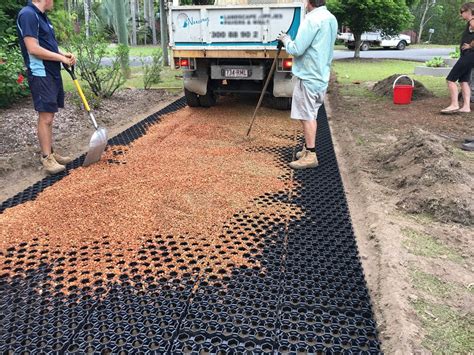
[83,127,108,167]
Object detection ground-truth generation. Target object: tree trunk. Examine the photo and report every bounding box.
[84,0,90,38]
[417,0,435,44]
[150,0,157,45]
[353,32,362,59]
[131,0,137,46]
[115,0,130,76]
[144,0,149,45]
[160,0,169,65]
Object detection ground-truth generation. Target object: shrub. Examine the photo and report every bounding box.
[142,49,163,90]
[449,47,460,59]
[65,33,125,98]
[0,35,29,108]
[424,56,446,68]
[48,10,75,44]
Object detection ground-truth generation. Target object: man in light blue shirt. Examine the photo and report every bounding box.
[278,0,337,169]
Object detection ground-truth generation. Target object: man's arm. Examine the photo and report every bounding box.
[24,37,72,65]
[280,20,316,57]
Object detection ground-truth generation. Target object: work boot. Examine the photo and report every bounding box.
[289,151,318,169]
[53,152,73,165]
[296,145,307,159]
[41,154,66,175]
[461,141,474,152]
[464,136,474,143]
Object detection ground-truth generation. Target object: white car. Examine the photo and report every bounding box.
[338,31,411,51]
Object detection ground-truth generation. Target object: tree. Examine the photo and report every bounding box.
[84,0,91,38]
[130,0,137,46]
[149,0,157,45]
[114,0,130,76]
[328,0,413,58]
[411,0,440,43]
[412,0,465,44]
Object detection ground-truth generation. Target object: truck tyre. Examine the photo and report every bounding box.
[198,88,216,108]
[396,41,407,50]
[184,89,200,107]
[347,44,355,50]
[267,96,291,110]
[360,42,370,51]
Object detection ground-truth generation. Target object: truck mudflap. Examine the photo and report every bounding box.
[184,69,209,96]
[273,72,295,97]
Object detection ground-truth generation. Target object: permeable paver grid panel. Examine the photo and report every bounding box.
[0,98,381,354]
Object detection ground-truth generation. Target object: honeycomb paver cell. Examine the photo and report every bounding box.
[0,99,381,353]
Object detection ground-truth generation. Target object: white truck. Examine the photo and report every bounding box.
[169,0,304,108]
[338,31,411,51]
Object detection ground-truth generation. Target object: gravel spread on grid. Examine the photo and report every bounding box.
[0,104,299,292]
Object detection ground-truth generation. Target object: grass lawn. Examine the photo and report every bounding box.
[332,59,447,98]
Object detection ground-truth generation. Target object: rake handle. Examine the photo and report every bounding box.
[246,44,283,137]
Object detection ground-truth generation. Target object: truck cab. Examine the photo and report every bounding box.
[169,0,304,108]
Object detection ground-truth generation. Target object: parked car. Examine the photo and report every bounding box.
[338,31,411,51]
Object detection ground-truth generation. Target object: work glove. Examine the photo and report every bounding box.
[277,32,291,47]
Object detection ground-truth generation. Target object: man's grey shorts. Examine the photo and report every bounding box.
[291,78,325,121]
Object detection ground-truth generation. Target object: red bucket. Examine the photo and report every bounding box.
[393,75,414,105]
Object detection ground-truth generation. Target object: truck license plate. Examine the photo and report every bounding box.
[223,69,250,78]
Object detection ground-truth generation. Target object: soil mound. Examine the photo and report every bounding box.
[372,74,435,100]
[374,129,473,225]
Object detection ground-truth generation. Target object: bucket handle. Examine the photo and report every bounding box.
[393,75,414,88]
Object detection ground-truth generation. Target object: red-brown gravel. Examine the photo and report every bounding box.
[0,100,299,291]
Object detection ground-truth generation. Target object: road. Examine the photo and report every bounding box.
[101,47,453,67]
[333,47,452,62]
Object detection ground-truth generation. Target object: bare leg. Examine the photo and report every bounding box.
[442,80,460,111]
[38,112,54,156]
[460,81,471,112]
[301,119,317,149]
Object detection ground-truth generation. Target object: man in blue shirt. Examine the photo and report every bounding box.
[17,0,77,174]
[278,0,337,169]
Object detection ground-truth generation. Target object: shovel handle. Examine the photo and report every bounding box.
[63,64,92,113]
[63,63,76,80]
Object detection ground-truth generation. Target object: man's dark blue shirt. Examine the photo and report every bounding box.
[17,2,61,78]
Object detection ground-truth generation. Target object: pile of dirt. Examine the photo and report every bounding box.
[374,129,473,225]
[372,74,435,100]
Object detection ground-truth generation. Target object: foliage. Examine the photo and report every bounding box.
[410,0,466,44]
[49,10,76,44]
[65,33,125,98]
[142,48,163,90]
[327,0,413,58]
[0,35,29,108]
[0,0,24,39]
[424,56,446,67]
[449,47,460,59]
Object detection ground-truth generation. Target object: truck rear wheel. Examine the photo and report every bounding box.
[184,89,200,107]
[266,96,292,110]
[198,88,216,108]
[360,42,370,51]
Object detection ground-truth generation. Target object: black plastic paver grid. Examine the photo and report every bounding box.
[0,99,381,354]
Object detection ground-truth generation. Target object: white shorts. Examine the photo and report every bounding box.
[290,78,325,121]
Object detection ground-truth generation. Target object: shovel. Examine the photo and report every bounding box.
[63,64,108,167]
[246,41,284,137]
